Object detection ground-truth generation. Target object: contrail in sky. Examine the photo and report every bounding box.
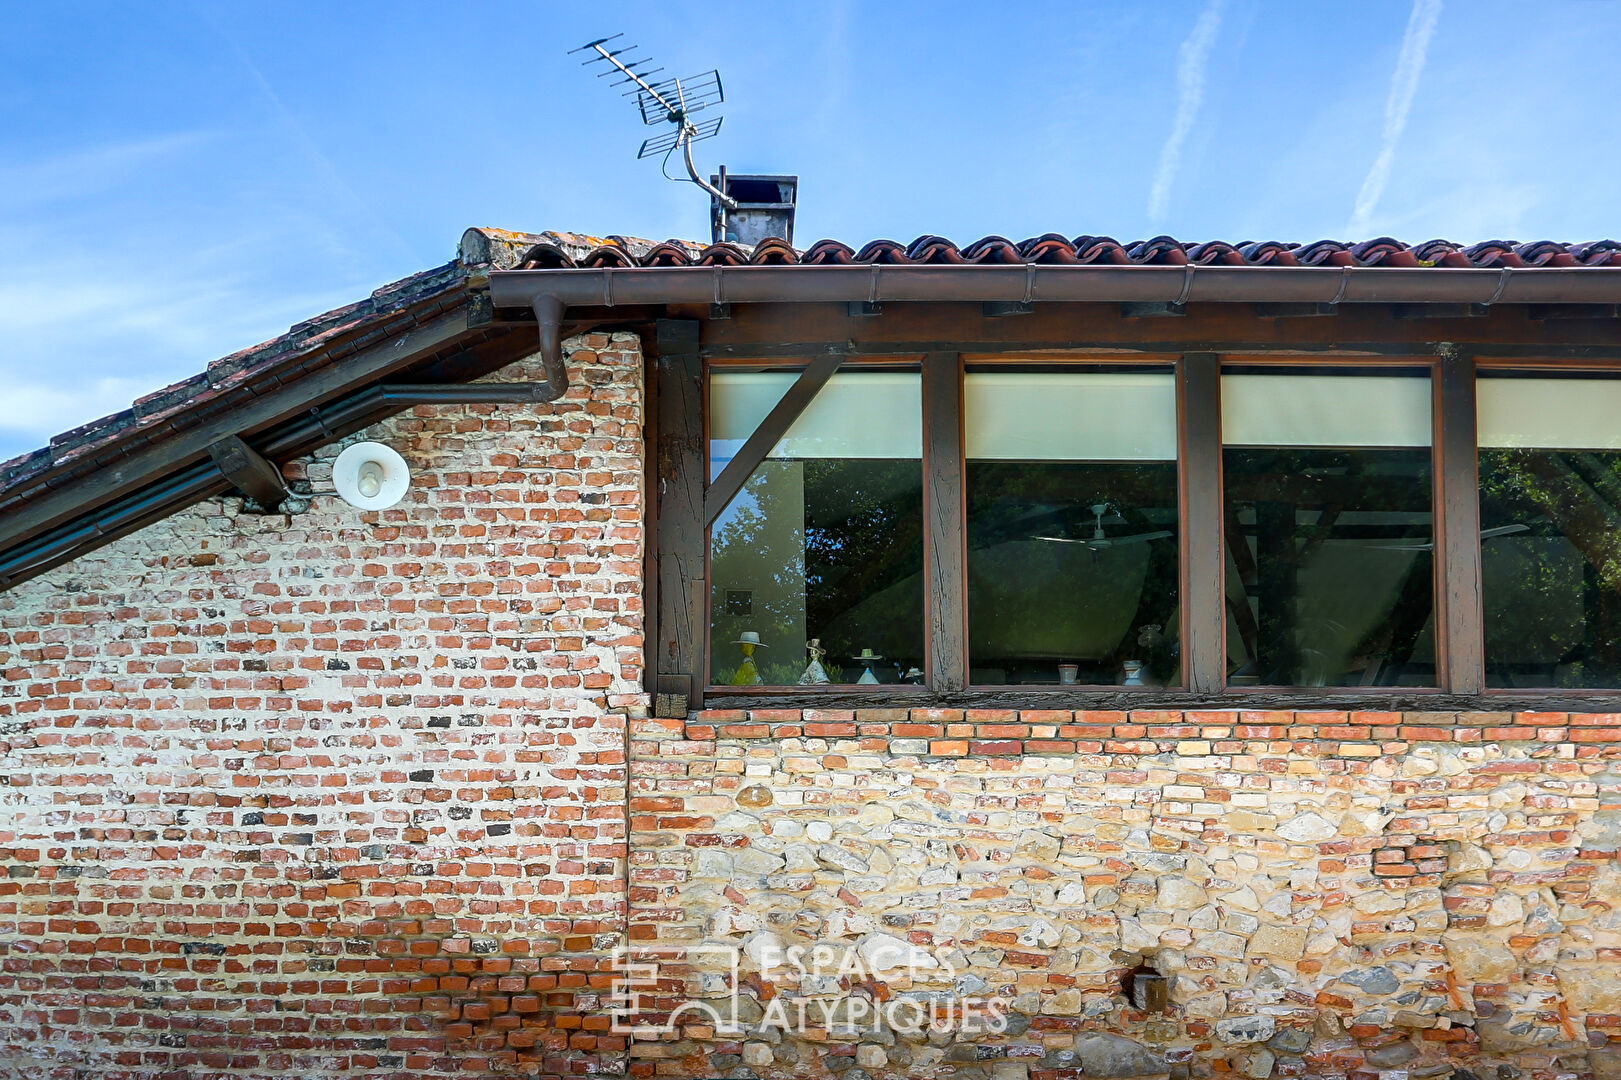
[1148,0,1224,223]
[1348,0,1443,237]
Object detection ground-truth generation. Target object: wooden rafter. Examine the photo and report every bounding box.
[207,436,288,507]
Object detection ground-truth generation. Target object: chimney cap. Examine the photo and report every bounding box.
[712,167,798,246]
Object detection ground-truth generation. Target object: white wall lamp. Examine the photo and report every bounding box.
[332,442,411,511]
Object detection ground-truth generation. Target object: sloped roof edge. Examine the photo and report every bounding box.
[14,226,1621,497]
[7,225,1621,569]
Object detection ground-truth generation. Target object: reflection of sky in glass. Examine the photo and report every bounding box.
[710,443,743,483]
[712,460,853,557]
[709,467,759,526]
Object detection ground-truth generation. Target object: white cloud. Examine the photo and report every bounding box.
[1148,0,1225,223]
[1347,0,1443,237]
[0,132,213,212]
[0,256,369,458]
[0,376,154,440]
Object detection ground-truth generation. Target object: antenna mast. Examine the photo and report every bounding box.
[571,35,738,210]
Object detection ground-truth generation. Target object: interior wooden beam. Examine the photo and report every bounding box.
[702,350,843,528]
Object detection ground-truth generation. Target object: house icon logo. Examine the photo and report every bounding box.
[609,945,745,1036]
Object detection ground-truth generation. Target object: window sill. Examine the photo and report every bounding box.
[705,683,929,697]
[693,686,1621,712]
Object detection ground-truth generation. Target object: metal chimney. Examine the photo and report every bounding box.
[711,166,798,245]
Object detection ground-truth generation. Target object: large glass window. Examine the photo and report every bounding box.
[1479,374,1621,688]
[1222,370,1436,687]
[708,369,924,686]
[699,356,1621,700]
[965,369,1180,686]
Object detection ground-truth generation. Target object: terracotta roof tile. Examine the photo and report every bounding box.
[0,258,468,500]
[467,227,1621,273]
[8,225,1621,521]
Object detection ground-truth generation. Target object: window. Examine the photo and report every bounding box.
[964,369,1180,686]
[676,351,1621,702]
[708,369,924,686]
[1221,370,1436,687]
[1479,373,1621,688]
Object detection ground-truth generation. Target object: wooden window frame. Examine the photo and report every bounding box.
[655,339,1621,712]
[700,355,934,699]
[1212,357,1447,698]
[1470,357,1621,702]
[957,357,1188,694]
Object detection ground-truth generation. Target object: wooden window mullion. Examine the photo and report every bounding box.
[1436,347,1484,694]
[652,319,705,715]
[922,352,968,692]
[1179,352,1226,693]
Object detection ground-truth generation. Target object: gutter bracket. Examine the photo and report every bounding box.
[1331,266,1352,306]
[1485,267,1513,307]
[1174,264,1195,307]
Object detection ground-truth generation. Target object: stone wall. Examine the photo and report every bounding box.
[628,708,1621,1080]
[0,334,645,1079]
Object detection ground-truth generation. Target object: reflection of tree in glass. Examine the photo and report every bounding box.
[802,459,924,672]
[1224,448,1433,686]
[710,464,806,684]
[710,459,924,683]
[1481,449,1621,685]
[966,462,1179,684]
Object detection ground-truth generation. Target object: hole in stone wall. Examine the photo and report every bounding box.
[1115,950,1170,1013]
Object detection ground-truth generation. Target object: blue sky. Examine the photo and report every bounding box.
[3,1,1620,462]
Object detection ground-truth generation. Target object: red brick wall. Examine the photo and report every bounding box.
[0,335,644,1079]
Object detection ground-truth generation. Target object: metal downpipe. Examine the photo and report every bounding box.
[531,293,568,402]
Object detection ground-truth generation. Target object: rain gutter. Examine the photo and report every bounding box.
[488,263,1621,309]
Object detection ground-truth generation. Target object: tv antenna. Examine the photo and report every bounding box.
[571,34,738,211]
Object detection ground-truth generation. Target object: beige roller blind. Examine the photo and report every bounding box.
[710,371,922,464]
[1222,374,1432,447]
[964,371,1177,461]
[1479,377,1621,450]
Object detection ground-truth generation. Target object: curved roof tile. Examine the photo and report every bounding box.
[800,239,858,265]
[852,239,912,264]
[475,227,1621,273]
[481,230,1621,271]
[12,225,1621,502]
